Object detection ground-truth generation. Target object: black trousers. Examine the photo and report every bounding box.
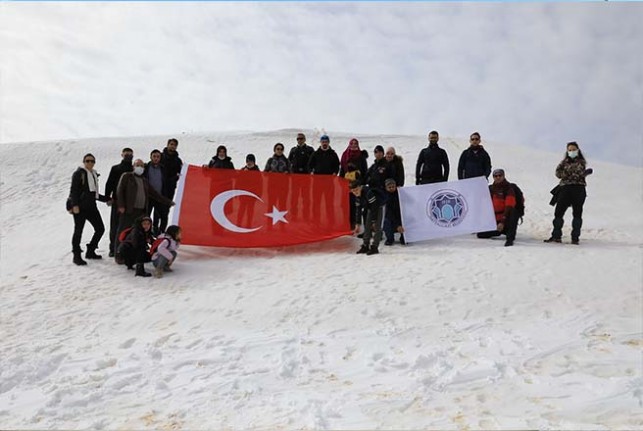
[477,210,518,242]
[72,205,105,253]
[109,205,120,253]
[147,200,169,234]
[551,184,586,240]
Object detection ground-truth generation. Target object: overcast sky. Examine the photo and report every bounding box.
[1,2,641,165]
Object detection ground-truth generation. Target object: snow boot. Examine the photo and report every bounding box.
[73,250,87,266]
[399,234,406,245]
[366,245,379,255]
[356,244,369,254]
[135,263,151,277]
[544,237,562,243]
[153,266,164,279]
[85,244,102,260]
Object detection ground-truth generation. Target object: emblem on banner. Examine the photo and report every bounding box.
[426,189,468,227]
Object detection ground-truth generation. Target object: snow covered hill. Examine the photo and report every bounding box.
[1,130,641,429]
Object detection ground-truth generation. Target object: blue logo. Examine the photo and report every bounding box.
[426,189,468,227]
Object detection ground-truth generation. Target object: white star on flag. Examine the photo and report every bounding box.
[265,206,288,225]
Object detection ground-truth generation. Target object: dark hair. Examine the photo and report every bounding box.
[429,130,439,136]
[563,141,586,162]
[165,225,182,241]
[216,145,227,155]
[274,142,285,151]
[122,147,133,154]
[349,180,362,189]
[167,138,178,145]
[470,132,481,139]
[150,149,161,157]
[83,153,95,162]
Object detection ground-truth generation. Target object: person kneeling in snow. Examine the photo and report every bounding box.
[477,168,518,247]
[116,216,155,277]
[151,225,182,278]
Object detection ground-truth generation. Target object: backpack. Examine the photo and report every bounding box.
[149,237,170,257]
[118,227,134,242]
[510,183,525,224]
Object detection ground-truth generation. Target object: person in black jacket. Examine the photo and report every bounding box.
[207,145,235,169]
[288,133,314,218]
[309,135,340,225]
[416,131,450,184]
[288,133,314,174]
[383,179,405,246]
[457,132,492,180]
[104,147,134,257]
[116,216,155,277]
[160,138,183,200]
[350,180,387,255]
[385,147,405,187]
[365,145,394,190]
[69,154,110,265]
[144,149,169,235]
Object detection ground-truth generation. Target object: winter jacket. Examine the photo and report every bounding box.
[120,219,155,264]
[384,190,402,228]
[208,156,235,169]
[160,148,183,197]
[241,165,261,171]
[366,158,394,190]
[288,144,315,174]
[457,146,492,180]
[339,148,368,179]
[116,172,173,214]
[308,147,340,175]
[416,144,450,184]
[264,154,291,173]
[143,162,166,196]
[388,155,405,187]
[104,160,133,202]
[151,233,180,262]
[69,167,108,211]
[354,185,387,222]
[556,157,587,186]
[488,180,516,223]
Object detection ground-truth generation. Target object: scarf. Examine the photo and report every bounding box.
[83,167,99,199]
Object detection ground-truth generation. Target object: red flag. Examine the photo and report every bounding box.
[171,165,351,247]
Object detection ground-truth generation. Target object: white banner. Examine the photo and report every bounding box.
[398,177,497,243]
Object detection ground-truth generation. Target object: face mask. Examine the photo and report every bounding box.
[133,166,144,176]
[568,150,578,159]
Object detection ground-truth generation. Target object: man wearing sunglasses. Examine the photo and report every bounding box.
[457,132,492,180]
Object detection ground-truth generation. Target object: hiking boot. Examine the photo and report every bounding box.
[135,263,151,277]
[384,240,394,246]
[366,246,379,255]
[163,265,173,272]
[544,237,562,243]
[399,234,406,245]
[73,251,87,266]
[504,240,514,247]
[85,245,102,260]
[571,238,579,245]
[153,266,164,279]
[356,245,369,254]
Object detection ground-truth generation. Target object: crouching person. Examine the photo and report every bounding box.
[349,180,386,255]
[477,169,518,247]
[116,216,155,276]
[151,225,182,278]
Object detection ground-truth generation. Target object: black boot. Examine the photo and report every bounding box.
[366,245,379,255]
[73,251,87,266]
[356,244,369,254]
[85,244,102,260]
[135,263,151,277]
[544,237,562,243]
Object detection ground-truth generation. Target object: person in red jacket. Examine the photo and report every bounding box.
[477,168,518,246]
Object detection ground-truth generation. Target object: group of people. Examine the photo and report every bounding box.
[68,133,592,268]
[67,139,184,277]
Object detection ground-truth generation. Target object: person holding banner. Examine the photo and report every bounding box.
[476,169,518,247]
[207,145,235,169]
[309,135,340,226]
[457,132,492,180]
[350,180,387,255]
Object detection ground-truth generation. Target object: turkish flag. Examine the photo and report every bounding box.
[171,165,351,247]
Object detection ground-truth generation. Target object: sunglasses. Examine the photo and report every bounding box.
[470,137,480,141]
[84,159,96,163]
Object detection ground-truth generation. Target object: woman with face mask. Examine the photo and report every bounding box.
[545,142,592,245]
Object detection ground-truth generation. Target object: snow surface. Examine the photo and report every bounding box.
[1,130,642,429]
